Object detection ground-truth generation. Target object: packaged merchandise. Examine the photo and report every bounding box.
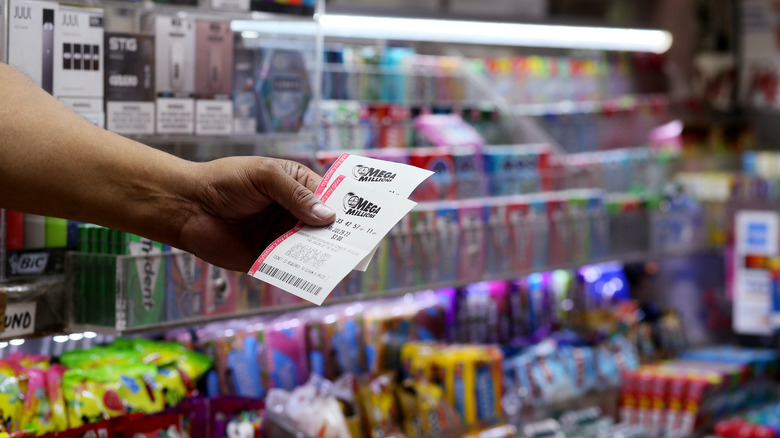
[152,15,195,134]
[193,20,234,136]
[409,148,457,201]
[252,47,312,133]
[104,32,155,135]
[265,317,309,391]
[458,203,486,282]
[166,249,206,321]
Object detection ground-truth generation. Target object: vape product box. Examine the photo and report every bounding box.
[232,44,261,135]
[54,4,105,127]
[212,0,248,13]
[8,0,57,91]
[104,32,155,135]
[153,15,195,134]
[254,47,312,133]
[250,0,314,16]
[194,20,233,135]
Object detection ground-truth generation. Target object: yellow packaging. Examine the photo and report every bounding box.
[435,346,503,429]
[400,343,438,380]
[0,362,23,432]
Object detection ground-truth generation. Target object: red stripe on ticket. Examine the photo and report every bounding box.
[315,153,350,197]
[247,223,304,276]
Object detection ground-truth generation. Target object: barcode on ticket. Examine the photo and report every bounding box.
[258,263,323,296]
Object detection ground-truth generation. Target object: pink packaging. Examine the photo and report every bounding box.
[203,265,238,316]
[265,316,309,391]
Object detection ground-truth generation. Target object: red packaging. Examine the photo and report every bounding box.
[5,210,23,250]
[409,147,456,202]
[619,370,639,425]
[56,419,114,438]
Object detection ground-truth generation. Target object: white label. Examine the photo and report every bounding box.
[6,252,48,276]
[233,117,255,136]
[733,210,779,335]
[249,161,426,305]
[3,302,37,337]
[196,99,233,136]
[156,98,195,134]
[107,101,155,135]
[211,0,249,12]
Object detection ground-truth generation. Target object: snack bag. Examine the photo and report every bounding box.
[46,365,68,433]
[358,374,401,438]
[0,362,23,432]
[19,368,54,435]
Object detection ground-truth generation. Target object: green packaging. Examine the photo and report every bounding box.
[123,234,166,327]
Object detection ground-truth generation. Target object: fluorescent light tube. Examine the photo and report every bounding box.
[319,15,673,53]
[233,15,673,53]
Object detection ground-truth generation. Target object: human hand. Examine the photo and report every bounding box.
[177,156,335,272]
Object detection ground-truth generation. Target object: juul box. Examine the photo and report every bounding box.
[194,20,233,136]
[152,15,195,134]
[54,5,105,127]
[7,0,58,91]
[104,32,155,135]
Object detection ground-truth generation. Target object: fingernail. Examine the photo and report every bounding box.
[311,202,335,220]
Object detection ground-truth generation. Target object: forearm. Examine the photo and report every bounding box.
[0,62,195,247]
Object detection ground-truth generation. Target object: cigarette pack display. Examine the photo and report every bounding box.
[458,203,486,283]
[104,32,155,135]
[386,214,414,291]
[411,207,439,286]
[254,47,312,133]
[409,148,456,201]
[165,249,206,321]
[436,204,460,284]
[508,198,532,273]
[485,201,512,278]
[53,4,105,127]
[7,0,58,90]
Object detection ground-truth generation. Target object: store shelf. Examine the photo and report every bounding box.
[510,94,669,117]
[63,244,720,338]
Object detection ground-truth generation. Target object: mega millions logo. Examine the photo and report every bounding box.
[352,165,397,183]
[343,192,381,218]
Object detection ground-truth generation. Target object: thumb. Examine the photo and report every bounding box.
[265,169,336,226]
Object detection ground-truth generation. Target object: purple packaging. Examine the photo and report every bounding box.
[436,203,460,283]
[508,279,532,345]
[208,397,264,438]
[488,280,512,344]
[265,317,309,390]
[436,287,458,342]
[458,202,486,282]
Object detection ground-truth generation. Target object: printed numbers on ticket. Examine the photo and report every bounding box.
[248,174,417,305]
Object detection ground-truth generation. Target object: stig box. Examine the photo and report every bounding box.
[104,32,155,135]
